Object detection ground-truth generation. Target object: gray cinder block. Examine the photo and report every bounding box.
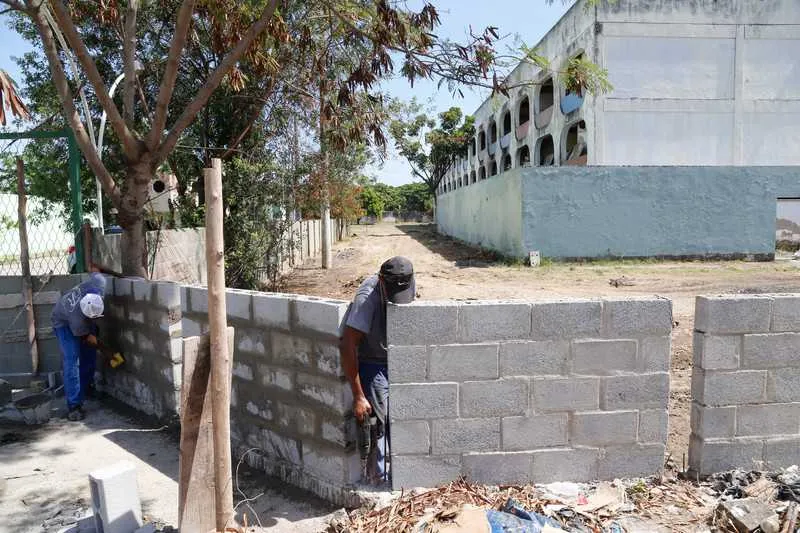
[462,451,534,485]
[572,339,637,375]
[225,290,253,321]
[639,409,669,444]
[460,379,528,418]
[571,410,638,446]
[735,403,800,437]
[502,414,568,450]
[301,443,360,485]
[457,302,531,342]
[253,293,291,330]
[598,443,665,479]
[639,336,671,372]
[391,420,430,454]
[603,373,669,410]
[532,377,599,412]
[188,286,208,313]
[89,461,143,533]
[131,279,152,302]
[689,436,765,475]
[694,333,740,370]
[603,299,672,337]
[531,300,602,340]
[692,370,766,407]
[500,340,569,377]
[388,345,428,383]
[690,403,736,439]
[767,368,800,403]
[531,448,599,483]
[431,418,500,454]
[771,295,800,332]
[155,282,180,309]
[296,373,352,415]
[390,382,458,420]
[293,297,348,337]
[392,455,461,490]
[695,296,771,335]
[764,437,800,470]
[387,302,459,346]
[429,344,498,381]
[743,333,800,369]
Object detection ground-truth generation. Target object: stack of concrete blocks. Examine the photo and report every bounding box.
[0,274,83,386]
[100,278,183,422]
[689,295,800,475]
[181,287,361,505]
[387,298,673,489]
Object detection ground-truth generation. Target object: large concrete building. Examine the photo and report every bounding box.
[435,0,800,260]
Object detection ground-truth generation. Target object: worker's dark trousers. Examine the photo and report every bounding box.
[54,326,96,409]
[359,361,389,480]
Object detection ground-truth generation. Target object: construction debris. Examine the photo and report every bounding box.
[609,276,636,287]
[331,467,800,533]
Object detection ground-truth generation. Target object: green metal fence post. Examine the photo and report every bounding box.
[65,128,85,273]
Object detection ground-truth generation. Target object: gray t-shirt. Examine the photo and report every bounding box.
[52,273,107,337]
[345,275,388,364]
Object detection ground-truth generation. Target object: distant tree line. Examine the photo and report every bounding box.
[358,182,432,219]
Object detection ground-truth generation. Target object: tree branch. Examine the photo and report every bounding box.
[45,0,140,158]
[156,0,279,163]
[220,85,274,160]
[0,0,26,14]
[122,0,138,128]
[30,6,121,207]
[146,0,195,151]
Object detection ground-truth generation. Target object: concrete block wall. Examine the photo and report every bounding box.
[387,298,673,490]
[0,274,83,386]
[181,287,360,505]
[99,278,183,422]
[689,295,800,475]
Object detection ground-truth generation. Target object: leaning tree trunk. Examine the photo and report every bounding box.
[118,165,152,277]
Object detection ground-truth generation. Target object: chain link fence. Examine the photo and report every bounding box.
[0,192,76,276]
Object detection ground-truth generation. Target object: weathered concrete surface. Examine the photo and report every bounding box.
[0,404,342,533]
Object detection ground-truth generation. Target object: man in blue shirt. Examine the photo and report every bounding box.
[339,256,415,484]
[52,268,116,421]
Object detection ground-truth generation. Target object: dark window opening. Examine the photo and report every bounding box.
[537,135,555,166]
[471,138,476,157]
[479,166,486,180]
[502,111,511,136]
[563,120,587,165]
[470,170,476,184]
[490,159,498,176]
[503,152,512,171]
[479,130,486,150]
[490,121,498,144]
[539,78,554,112]
[517,145,531,167]
[519,97,530,125]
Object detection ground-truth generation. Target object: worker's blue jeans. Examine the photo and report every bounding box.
[54,326,96,409]
[359,361,389,482]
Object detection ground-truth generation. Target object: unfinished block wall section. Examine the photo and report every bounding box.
[387,298,673,490]
[0,275,84,386]
[181,287,361,505]
[689,295,800,475]
[99,278,183,421]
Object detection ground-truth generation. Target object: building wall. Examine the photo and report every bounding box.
[0,274,83,386]
[689,294,800,475]
[596,0,800,166]
[387,297,672,489]
[435,171,524,258]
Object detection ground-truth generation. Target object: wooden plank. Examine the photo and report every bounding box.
[205,158,235,531]
[178,334,215,533]
[16,158,39,376]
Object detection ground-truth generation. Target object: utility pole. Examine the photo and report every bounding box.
[319,83,332,269]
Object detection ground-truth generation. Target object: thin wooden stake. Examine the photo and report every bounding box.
[205,158,234,531]
[16,158,39,376]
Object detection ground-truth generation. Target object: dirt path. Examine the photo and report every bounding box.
[282,223,800,464]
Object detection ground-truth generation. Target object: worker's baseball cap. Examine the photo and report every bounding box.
[380,256,415,304]
[79,293,104,319]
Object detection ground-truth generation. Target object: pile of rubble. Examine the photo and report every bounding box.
[329,466,800,533]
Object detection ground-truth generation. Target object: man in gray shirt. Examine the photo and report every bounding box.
[339,256,415,483]
[52,268,116,420]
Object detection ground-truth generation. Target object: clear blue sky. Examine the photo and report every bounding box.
[0,1,572,184]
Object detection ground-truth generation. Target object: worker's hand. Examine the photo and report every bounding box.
[353,394,372,422]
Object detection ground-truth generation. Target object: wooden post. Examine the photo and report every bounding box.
[16,158,39,376]
[205,158,234,531]
[179,334,216,533]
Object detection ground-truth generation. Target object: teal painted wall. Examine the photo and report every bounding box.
[436,172,523,257]
[435,166,800,259]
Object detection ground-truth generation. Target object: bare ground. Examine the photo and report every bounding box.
[282,223,800,464]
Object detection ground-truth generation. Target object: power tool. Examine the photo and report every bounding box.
[357,414,378,483]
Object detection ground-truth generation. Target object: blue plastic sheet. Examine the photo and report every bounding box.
[486,499,564,533]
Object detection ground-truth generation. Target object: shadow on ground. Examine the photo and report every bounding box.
[395,224,503,268]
